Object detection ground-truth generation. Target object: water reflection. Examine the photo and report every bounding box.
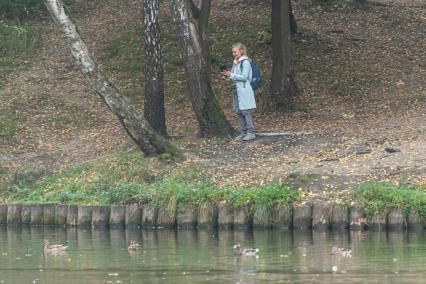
[0,227,425,283]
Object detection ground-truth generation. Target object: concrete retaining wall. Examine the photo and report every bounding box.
[0,203,424,231]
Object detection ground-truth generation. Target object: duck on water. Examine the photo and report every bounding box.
[233,244,259,257]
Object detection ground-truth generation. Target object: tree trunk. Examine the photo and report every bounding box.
[170,0,234,137]
[142,0,167,136]
[192,0,212,77]
[44,0,178,156]
[289,0,297,37]
[271,0,298,107]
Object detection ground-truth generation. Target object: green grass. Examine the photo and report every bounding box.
[0,19,41,86]
[1,151,302,209]
[354,182,426,219]
[3,152,424,221]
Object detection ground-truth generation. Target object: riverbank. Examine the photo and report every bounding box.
[0,156,425,230]
[1,0,425,193]
[0,196,425,231]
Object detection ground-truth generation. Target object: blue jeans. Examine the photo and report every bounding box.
[237,109,254,134]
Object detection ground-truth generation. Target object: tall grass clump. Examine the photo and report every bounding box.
[355,183,426,219]
[227,185,301,221]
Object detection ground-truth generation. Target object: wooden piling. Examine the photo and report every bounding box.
[271,205,292,230]
[110,205,126,228]
[218,204,233,230]
[157,208,176,228]
[253,205,272,229]
[0,204,7,225]
[77,205,92,227]
[177,204,198,229]
[92,206,110,228]
[349,203,368,231]
[233,207,252,229]
[387,207,406,230]
[30,204,43,226]
[125,204,142,227]
[331,204,349,231]
[197,202,218,229]
[67,205,78,226]
[55,204,68,226]
[293,203,312,230]
[407,210,425,231]
[43,204,55,225]
[312,202,333,231]
[141,204,158,228]
[7,204,22,225]
[21,205,31,225]
[367,213,387,231]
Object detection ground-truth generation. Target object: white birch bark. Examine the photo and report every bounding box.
[44,0,178,156]
[142,0,166,136]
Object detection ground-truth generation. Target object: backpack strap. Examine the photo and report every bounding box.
[239,59,247,73]
[239,59,252,84]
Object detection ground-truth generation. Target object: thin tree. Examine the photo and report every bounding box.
[271,0,298,107]
[170,0,234,137]
[142,0,167,136]
[44,0,178,156]
[190,0,212,75]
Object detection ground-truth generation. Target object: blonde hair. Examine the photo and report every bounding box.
[232,43,247,56]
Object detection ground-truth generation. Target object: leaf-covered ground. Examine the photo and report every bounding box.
[0,0,424,198]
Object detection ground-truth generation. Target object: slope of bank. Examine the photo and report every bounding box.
[0,0,425,195]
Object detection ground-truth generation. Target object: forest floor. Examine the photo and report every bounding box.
[0,0,425,200]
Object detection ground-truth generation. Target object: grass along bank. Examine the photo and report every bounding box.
[355,182,426,220]
[0,152,301,211]
[1,151,425,221]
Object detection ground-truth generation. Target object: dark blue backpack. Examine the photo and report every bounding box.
[240,59,262,90]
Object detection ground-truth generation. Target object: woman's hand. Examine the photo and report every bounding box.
[222,70,231,78]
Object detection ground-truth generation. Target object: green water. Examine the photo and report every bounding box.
[0,228,425,283]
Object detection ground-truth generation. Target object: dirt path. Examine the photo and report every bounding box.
[0,0,424,191]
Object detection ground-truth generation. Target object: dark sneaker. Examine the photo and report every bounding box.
[243,133,256,141]
[235,133,245,141]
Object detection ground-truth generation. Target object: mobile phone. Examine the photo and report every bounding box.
[219,64,227,71]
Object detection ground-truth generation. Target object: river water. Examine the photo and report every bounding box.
[0,227,425,283]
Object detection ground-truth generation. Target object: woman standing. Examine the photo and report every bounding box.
[222,43,256,141]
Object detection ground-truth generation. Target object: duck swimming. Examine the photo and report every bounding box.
[128,240,141,251]
[233,244,259,257]
[331,246,352,257]
[43,240,68,254]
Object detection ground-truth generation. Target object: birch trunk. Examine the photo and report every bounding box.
[171,0,234,137]
[142,0,167,136]
[44,0,178,156]
[271,0,298,107]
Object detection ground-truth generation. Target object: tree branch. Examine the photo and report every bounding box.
[44,0,179,156]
